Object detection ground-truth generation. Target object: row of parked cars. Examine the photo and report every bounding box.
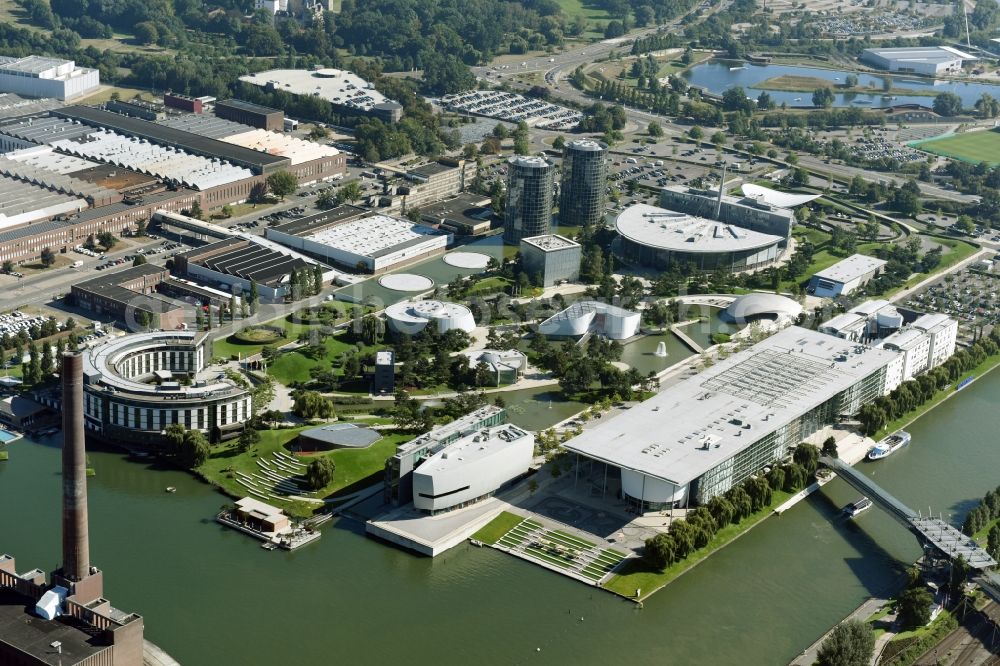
[259,207,306,226]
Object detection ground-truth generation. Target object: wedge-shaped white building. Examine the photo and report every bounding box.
[385,299,476,335]
[411,423,533,513]
[562,326,902,509]
[537,300,640,339]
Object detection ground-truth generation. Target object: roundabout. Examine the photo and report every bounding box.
[378,273,434,292]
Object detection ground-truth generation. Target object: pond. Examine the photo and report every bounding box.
[618,331,695,374]
[676,305,733,349]
[683,59,1000,108]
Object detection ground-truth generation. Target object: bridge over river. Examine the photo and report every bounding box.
[820,456,998,573]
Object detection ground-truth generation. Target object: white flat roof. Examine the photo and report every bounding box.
[238,68,394,111]
[740,183,821,208]
[881,327,927,351]
[417,424,530,474]
[385,299,472,325]
[222,129,340,166]
[912,313,953,333]
[863,46,976,64]
[814,254,887,284]
[563,326,900,486]
[615,203,784,254]
[305,214,443,259]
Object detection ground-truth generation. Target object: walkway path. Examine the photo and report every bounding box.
[670,323,705,353]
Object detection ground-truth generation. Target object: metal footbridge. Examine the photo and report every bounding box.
[820,456,997,572]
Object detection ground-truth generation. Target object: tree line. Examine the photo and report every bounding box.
[858,328,1000,435]
[644,443,821,570]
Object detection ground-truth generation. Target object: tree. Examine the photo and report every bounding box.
[821,436,838,459]
[292,391,336,419]
[134,21,158,45]
[688,125,703,141]
[812,87,834,108]
[644,532,676,570]
[248,280,259,315]
[40,247,56,267]
[266,171,297,200]
[135,219,147,237]
[97,231,116,249]
[339,180,363,203]
[1,260,12,274]
[312,264,324,295]
[987,523,1000,560]
[975,93,1000,119]
[175,429,209,469]
[933,92,963,117]
[361,315,385,345]
[844,74,859,88]
[647,121,663,138]
[238,427,260,454]
[816,620,875,666]
[897,587,933,629]
[40,341,53,377]
[421,53,476,95]
[133,254,147,266]
[189,200,202,220]
[306,457,336,490]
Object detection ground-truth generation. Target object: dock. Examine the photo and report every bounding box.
[216,497,322,551]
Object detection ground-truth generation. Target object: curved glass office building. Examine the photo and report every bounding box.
[558,139,607,228]
[503,155,554,245]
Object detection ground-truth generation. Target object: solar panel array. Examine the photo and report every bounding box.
[700,348,835,409]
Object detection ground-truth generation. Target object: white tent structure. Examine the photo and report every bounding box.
[740,183,821,208]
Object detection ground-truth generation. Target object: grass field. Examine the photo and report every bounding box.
[267,332,379,386]
[199,426,412,513]
[915,129,1000,165]
[555,0,612,37]
[472,511,526,545]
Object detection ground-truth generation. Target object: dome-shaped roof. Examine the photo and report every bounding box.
[723,293,803,323]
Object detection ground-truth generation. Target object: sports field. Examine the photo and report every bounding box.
[915,129,1000,165]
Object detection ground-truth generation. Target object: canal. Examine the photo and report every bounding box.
[1,371,998,664]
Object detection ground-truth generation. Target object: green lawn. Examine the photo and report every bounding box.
[473,511,527,545]
[555,0,612,36]
[468,276,511,296]
[603,488,795,600]
[267,332,379,386]
[198,425,412,515]
[915,129,1000,165]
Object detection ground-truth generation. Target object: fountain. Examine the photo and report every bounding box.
[654,341,668,357]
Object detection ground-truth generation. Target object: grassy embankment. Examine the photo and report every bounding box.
[752,74,940,98]
[198,425,413,516]
[472,511,526,545]
[603,488,796,600]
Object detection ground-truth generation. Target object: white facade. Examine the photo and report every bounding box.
[881,328,931,381]
[255,0,288,13]
[412,424,533,512]
[809,254,888,298]
[912,313,958,370]
[537,300,640,339]
[385,300,476,335]
[0,56,99,101]
[860,46,974,76]
[820,300,902,343]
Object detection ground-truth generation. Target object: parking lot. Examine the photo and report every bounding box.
[440,90,582,130]
[902,264,1000,342]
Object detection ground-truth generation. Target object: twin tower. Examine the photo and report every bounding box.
[503,139,607,245]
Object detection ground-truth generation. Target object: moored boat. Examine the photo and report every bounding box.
[843,497,873,518]
[867,430,911,461]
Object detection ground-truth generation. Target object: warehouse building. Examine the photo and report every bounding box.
[266,209,449,274]
[0,171,87,230]
[563,326,903,509]
[239,68,403,122]
[808,253,888,298]
[82,330,252,447]
[163,92,204,113]
[418,192,494,236]
[214,98,283,131]
[104,98,166,121]
[520,234,582,286]
[0,56,99,101]
[172,236,312,302]
[861,46,975,76]
[614,203,785,272]
[72,264,186,331]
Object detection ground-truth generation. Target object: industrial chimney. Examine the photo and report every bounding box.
[715,162,727,220]
[61,352,90,582]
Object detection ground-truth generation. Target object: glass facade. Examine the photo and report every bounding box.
[503,156,554,245]
[559,140,607,228]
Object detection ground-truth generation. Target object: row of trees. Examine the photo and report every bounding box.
[858,328,1000,435]
[644,444,819,570]
[961,485,1000,538]
[289,264,326,301]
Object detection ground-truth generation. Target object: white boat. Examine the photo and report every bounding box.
[867,430,910,461]
[793,97,802,101]
[843,497,873,518]
[729,65,746,71]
